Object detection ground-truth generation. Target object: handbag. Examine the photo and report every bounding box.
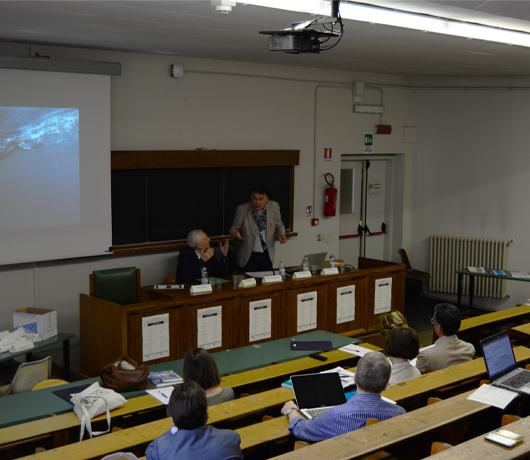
[100,356,151,392]
[72,381,126,441]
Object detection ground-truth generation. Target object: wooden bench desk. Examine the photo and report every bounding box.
[425,413,530,459]
[0,345,380,454]
[15,389,502,460]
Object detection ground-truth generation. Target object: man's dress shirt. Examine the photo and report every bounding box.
[288,393,406,443]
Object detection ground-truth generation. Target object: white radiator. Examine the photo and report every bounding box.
[430,235,509,298]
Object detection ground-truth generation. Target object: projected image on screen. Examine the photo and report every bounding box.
[0,107,79,231]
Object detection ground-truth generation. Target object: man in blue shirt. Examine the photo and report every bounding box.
[146,382,243,460]
[280,352,406,443]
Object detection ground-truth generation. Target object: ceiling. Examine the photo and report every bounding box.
[2,0,530,77]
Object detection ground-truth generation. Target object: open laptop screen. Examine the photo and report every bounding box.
[481,331,517,380]
[291,373,346,409]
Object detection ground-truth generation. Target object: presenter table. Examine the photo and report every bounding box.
[456,268,530,315]
[0,333,74,382]
[0,330,356,429]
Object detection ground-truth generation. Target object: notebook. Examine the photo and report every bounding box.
[285,252,328,275]
[291,372,346,419]
[480,330,530,395]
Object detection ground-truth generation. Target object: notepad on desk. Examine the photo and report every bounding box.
[148,370,183,387]
[467,266,485,273]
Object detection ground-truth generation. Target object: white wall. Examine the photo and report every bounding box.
[412,77,530,308]
[0,44,415,360]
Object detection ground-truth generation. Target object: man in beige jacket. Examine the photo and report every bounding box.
[229,185,287,272]
[416,303,475,374]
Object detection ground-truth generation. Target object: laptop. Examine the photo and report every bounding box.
[290,372,347,419]
[480,330,530,395]
[285,252,328,275]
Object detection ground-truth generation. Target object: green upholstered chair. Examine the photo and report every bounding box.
[90,267,140,305]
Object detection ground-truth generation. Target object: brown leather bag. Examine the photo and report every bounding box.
[100,356,151,392]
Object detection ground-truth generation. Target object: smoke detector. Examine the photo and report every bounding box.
[211,0,236,14]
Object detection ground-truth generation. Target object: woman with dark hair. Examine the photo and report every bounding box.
[183,348,235,406]
[384,327,421,384]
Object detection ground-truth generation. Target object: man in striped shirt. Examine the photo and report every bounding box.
[280,352,406,443]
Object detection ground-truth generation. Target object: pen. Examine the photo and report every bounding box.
[161,392,168,399]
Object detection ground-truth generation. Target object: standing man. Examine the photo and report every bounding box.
[415,303,475,374]
[230,185,287,272]
[280,352,405,442]
[176,229,229,283]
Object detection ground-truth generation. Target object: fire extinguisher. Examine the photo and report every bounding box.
[324,173,337,217]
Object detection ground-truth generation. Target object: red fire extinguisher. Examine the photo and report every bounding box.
[324,173,337,217]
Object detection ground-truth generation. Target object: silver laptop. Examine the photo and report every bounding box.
[291,372,346,419]
[285,252,328,275]
[480,330,530,395]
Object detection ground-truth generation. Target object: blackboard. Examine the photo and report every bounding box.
[111,166,292,246]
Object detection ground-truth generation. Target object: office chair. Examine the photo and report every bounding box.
[90,267,140,305]
[0,356,52,396]
[398,248,430,298]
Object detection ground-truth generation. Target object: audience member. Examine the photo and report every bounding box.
[384,327,421,384]
[380,310,408,337]
[183,348,235,406]
[416,303,475,374]
[280,352,405,442]
[147,382,243,460]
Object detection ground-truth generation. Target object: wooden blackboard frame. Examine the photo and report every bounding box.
[110,150,299,256]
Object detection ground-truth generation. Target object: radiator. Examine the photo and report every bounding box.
[430,235,509,298]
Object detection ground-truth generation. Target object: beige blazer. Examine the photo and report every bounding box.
[416,335,475,374]
[229,200,285,268]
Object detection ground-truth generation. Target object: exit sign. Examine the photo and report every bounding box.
[364,133,373,154]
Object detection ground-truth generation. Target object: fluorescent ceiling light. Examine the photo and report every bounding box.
[244,0,530,48]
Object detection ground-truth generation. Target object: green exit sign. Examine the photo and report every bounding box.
[364,133,373,153]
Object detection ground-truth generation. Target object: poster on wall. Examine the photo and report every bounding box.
[249,299,272,342]
[297,291,317,332]
[374,278,392,314]
[142,313,169,362]
[197,306,222,350]
[336,286,355,324]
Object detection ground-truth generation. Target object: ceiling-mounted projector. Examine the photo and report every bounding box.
[259,27,340,54]
[259,0,343,54]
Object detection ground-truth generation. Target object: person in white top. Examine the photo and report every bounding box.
[385,327,421,385]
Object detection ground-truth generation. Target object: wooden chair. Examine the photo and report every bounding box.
[161,274,176,284]
[427,397,442,405]
[431,442,452,454]
[32,379,68,391]
[90,267,140,305]
[501,414,522,426]
[294,441,309,450]
[398,248,430,297]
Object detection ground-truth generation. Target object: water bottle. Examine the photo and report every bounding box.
[303,256,309,272]
[329,253,336,268]
[201,267,208,285]
[279,259,286,279]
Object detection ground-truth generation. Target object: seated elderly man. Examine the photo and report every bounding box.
[176,229,229,283]
[146,382,243,460]
[416,303,475,374]
[280,352,405,443]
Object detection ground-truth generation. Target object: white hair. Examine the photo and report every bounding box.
[187,230,204,249]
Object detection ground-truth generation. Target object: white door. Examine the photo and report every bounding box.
[339,158,390,265]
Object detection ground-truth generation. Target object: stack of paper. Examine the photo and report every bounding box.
[148,370,183,387]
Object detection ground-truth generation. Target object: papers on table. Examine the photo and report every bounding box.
[339,344,375,357]
[147,387,175,405]
[297,291,317,332]
[467,384,518,409]
[249,299,271,342]
[245,271,275,278]
[321,366,356,388]
[510,271,530,278]
[467,266,485,273]
[142,313,170,362]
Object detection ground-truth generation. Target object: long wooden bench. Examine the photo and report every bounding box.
[14,388,504,460]
[0,345,381,455]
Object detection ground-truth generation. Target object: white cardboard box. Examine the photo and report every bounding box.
[13,308,57,340]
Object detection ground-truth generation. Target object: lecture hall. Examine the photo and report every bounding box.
[2,1,530,460]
